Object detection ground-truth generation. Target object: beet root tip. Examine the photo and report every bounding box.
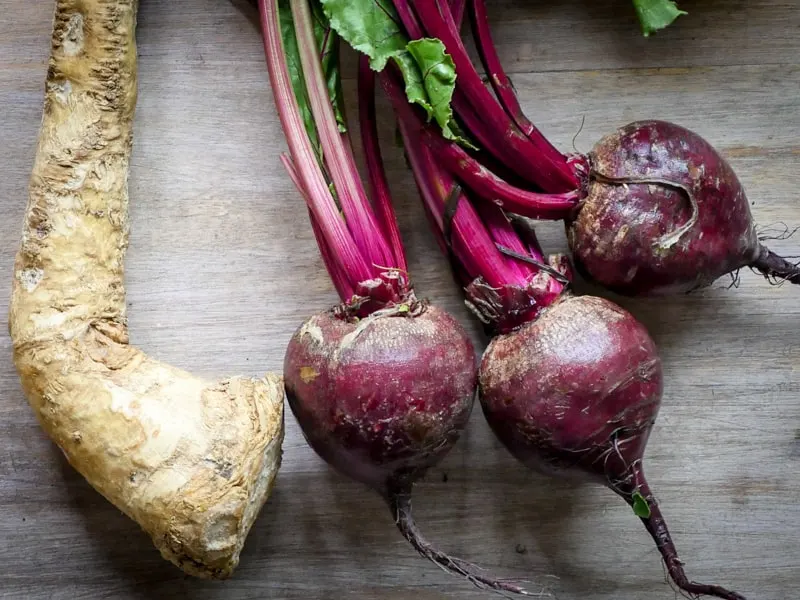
[751,244,800,285]
[388,484,549,597]
[619,464,748,600]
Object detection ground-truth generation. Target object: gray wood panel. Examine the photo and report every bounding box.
[0,1,797,599]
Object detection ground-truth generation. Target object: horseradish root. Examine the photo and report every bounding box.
[8,0,284,578]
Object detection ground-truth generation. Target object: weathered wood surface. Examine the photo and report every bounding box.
[0,1,798,598]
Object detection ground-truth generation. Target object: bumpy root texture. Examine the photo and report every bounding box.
[9,0,285,577]
[479,295,746,599]
[568,120,794,295]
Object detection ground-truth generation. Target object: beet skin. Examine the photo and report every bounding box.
[480,295,661,478]
[479,294,746,600]
[285,301,537,594]
[568,120,799,295]
[284,303,476,490]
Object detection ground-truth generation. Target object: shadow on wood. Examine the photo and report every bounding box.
[228,0,260,32]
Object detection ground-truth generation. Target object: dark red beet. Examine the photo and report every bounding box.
[479,294,746,600]
[568,120,799,296]
[284,300,475,488]
[284,297,532,595]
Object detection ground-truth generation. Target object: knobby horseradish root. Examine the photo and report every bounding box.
[9,0,284,578]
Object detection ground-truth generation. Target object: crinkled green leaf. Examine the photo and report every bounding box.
[633,0,687,36]
[320,0,470,146]
[320,0,408,71]
[404,39,470,146]
[393,52,431,118]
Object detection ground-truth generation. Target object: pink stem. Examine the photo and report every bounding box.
[280,154,356,300]
[259,0,372,293]
[387,75,580,220]
[308,211,356,301]
[388,76,525,289]
[290,0,395,273]
[449,0,466,28]
[474,202,535,281]
[469,0,566,166]
[392,3,526,172]
[358,57,408,273]
[513,216,546,264]
[409,0,579,192]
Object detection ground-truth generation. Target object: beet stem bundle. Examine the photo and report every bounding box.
[257,0,532,593]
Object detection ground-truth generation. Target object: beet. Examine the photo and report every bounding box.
[568,120,799,296]
[479,294,746,600]
[284,300,475,490]
[284,297,532,594]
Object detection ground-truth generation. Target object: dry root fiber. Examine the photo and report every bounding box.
[8,0,284,578]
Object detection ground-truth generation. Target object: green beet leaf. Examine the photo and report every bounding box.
[633,0,687,36]
[320,0,468,145]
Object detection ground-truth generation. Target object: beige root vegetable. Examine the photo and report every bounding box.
[8,0,284,579]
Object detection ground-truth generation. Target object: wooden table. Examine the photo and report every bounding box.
[1,1,798,598]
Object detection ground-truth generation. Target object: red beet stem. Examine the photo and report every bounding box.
[474,202,537,282]
[507,214,547,264]
[751,244,800,285]
[392,1,528,173]
[449,0,466,27]
[384,70,579,220]
[423,126,579,219]
[618,462,747,600]
[308,209,356,301]
[468,0,565,168]
[395,106,519,288]
[394,0,424,37]
[386,72,568,309]
[259,0,373,290]
[290,0,394,271]
[358,58,408,273]
[409,0,578,192]
[388,483,541,597]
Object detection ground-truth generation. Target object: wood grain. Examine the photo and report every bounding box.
[0,1,798,599]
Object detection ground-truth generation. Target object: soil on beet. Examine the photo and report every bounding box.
[478,294,662,478]
[568,120,764,296]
